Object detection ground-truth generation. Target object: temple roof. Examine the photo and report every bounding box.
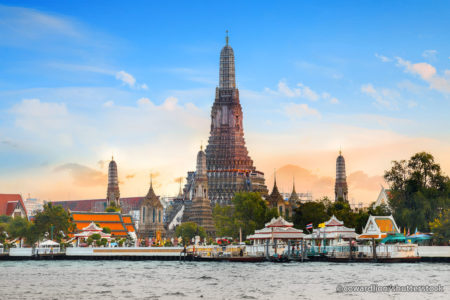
[143,181,163,209]
[267,176,284,206]
[266,216,293,228]
[0,194,27,217]
[71,211,135,237]
[50,197,143,214]
[288,180,299,203]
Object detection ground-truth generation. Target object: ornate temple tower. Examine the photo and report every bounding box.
[205,33,268,206]
[138,177,166,239]
[267,173,288,217]
[106,157,120,207]
[185,147,216,236]
[335,151,349,202]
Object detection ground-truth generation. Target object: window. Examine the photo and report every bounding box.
[279,206,283,215]
[158,210,161,223]
[143,207,146,222]
[153,208,156,223]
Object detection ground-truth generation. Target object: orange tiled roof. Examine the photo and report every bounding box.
[71,212,131,237]
[375,219,396,233]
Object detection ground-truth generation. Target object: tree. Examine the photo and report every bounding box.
[384,152,450,231]
[292,200,329,232]
[175,222,206,245]
[429,209,450,245]
[34,203,74,242]
[7,217,40,246]
[102,227,111,234]
[105,201,120,212]
[212,192,276,239]
[367,202,391,216]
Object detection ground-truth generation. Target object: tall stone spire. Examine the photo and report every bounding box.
[219,31,236,89]
[106,156,120,207]
[185,147,216,236]
[289,177,300,206]
[335,150,348,202]
[204,33,268,206]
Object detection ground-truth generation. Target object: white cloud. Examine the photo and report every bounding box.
[322,92,339,104]
[11,98,67,117]
[284,103,321,119]
[140,83,148,90]
[422,50,437,60]
[375,53,391,62]
[103,101,114,108]
[266,80,326,102]
[361,84,399,110]
[115,70,136,87]
[396,57,450,93]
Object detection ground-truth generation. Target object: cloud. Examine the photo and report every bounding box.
[422,50,437,60]
[361,84,399,110]
[265,80,331,102]
[103,101,114,108]
[284,103,321,119]
[115,70,136,87]
[0,140,19,149]
[375,53,391,62]
[322,92,339,104]
[347,171,384,191]
[54,163,107,187]
[395,57,450,94]
[125,173,136,179]
[97,160,107,169]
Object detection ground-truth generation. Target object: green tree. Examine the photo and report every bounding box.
[212,192,277,239]
[175,222,206,245]
[367,202,391,216]
[34,203,74,242]
[384,152,450,231]
[292,200,329,232]
[102,227,111,234]
[105,201,120,212]
[429,209,450,245]
[7,217,40,246]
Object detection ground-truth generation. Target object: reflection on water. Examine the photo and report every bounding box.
[0,261,448,299]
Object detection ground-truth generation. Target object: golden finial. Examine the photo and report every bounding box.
[226,30,229,45]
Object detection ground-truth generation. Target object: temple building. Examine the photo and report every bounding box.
[0,194,27,218]
[334,151,348,202]
[137,177,166,239]
[106,157,121,207]
[71,211,136,238]
[183,147,216,236]
[200,32,267,206]
[288,179,300,210]
[267,174,292,218]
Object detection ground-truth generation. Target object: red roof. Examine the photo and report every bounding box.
[0,194,27,216]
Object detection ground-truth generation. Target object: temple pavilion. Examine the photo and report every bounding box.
[74,222,112,246]
[304,215,357,246]
[358,215,400,240]
[247,216,305,245]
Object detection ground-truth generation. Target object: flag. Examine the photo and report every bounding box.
[306,223,313,230]
[407,228,410,236]
[403,228,406,235]
[318,223,325,228]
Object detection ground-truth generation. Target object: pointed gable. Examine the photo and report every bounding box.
[0,194,27,217]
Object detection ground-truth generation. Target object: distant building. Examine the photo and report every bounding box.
[137,178,166,239]
[51,197,143,215]
[0,194,27,218]
[373,185,391,210]
[106,157,120,207]
[267,174,292,218]
[334,150,348,202]
[24,197,43,216]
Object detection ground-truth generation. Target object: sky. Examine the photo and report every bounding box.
[0,1,449,205]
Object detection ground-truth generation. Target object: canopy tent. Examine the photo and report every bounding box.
[40,240,60,247]
[381,233,406,244]
[407,233,432,244]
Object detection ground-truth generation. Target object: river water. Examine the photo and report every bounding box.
[0,261,448,299]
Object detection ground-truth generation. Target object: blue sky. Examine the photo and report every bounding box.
[0,1,449,203]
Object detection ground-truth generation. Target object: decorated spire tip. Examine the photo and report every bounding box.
[225,30,229,45]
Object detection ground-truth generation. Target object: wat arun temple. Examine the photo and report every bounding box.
[184,34,268,206]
